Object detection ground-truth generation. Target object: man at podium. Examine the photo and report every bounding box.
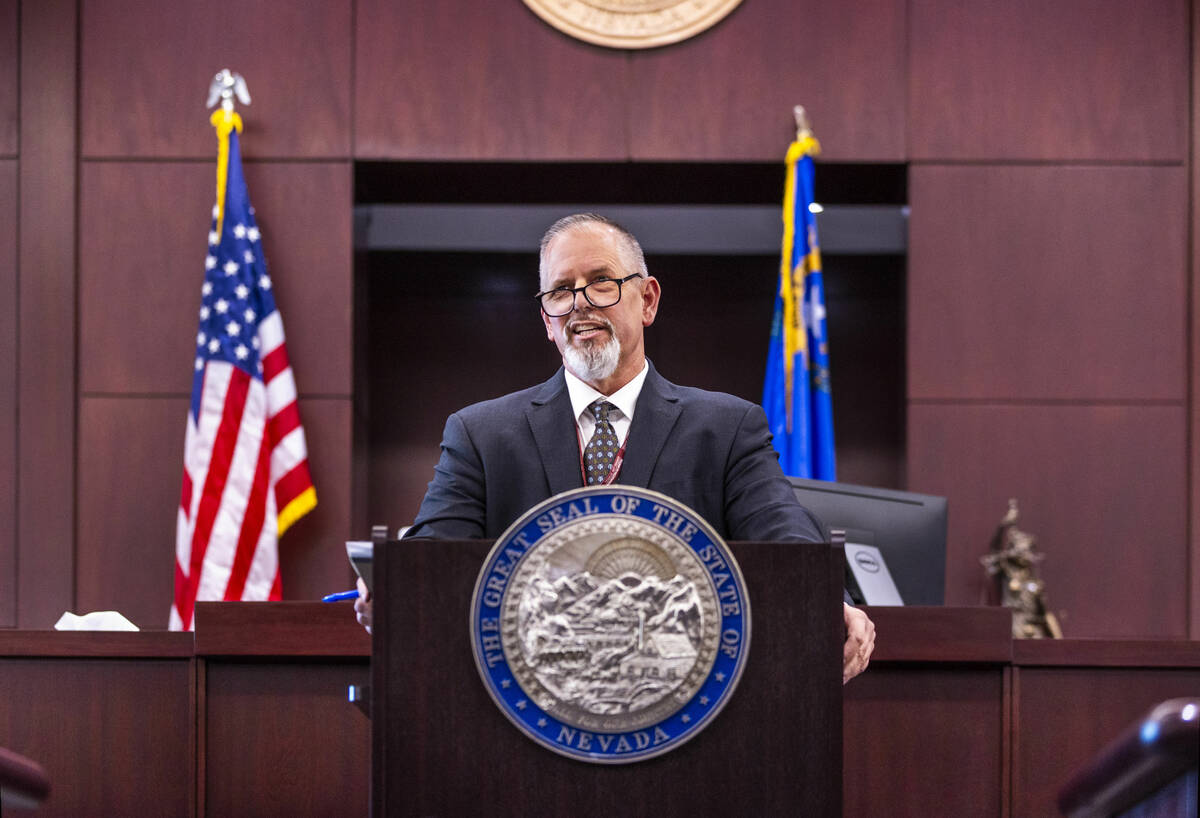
[356,213,874,683]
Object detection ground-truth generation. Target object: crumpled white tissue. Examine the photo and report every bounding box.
[54,611,140,631]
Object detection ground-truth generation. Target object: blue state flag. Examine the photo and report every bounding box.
[762,131,835,480]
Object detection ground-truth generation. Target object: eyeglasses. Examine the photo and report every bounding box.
[534,273,644,317]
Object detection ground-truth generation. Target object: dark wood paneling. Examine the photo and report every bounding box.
[76,396,352,628]
[1191,0,1200,640]
[863,606,1011,663]
[76,397,186,630]
[908,404,1187,638]
[910,0,1188,160]
[629,0,905,161]
[373,540,843,815]
[354,0,628,159]
[1013,667,1200,817]
[194,601,369,656]
[0,631,192,657]
[909,165,1186,401]
[79,0,351,158]
[276,397,354,603]
[79,161,352,396]
[1014,638,1200,668]
[0,161,14,627]
[204,661,369,817]
[0,0,16,155]
[17,0,76,629]
[0,658,193,817]
[844,667,1006,817]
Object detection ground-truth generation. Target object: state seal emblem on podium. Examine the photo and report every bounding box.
[470,486,751,763]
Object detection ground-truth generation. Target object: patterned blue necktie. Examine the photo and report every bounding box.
[584,400,619,485]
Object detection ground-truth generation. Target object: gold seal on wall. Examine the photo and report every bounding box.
[522,0,744,49]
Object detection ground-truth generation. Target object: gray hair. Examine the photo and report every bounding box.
[538,213,649,288]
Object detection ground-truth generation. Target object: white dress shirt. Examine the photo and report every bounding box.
[564,361,649,449]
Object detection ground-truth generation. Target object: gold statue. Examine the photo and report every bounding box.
[981,500,1063,639]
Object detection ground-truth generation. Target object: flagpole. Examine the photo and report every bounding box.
[762,104,836,480]
[172,69,317,629]
[793,104,812,139]
[206,70,251,237]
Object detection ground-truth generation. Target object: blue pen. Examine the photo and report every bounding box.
[322,589,360,603]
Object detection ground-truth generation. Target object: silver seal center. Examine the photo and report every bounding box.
[502,516,721,733]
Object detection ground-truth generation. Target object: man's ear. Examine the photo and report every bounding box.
[542,309,555,342]
[641,276,661,327]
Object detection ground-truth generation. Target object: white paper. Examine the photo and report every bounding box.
[54,610,140,631]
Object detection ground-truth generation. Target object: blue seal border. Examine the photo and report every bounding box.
[469,485,751,764]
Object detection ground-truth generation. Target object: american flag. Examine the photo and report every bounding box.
[170,111,316,631]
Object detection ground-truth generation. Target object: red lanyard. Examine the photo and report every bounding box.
[576,425,626,486]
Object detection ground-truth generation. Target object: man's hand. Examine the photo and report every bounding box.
[354,577,373,634]
[843,603,875,684]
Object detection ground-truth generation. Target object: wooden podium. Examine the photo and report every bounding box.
[371,539,845,817]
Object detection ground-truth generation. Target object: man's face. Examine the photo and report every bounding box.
[539,224,660,392]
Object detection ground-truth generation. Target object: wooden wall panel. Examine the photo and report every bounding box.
[629,0,906,161]
[204,661,369,816]
[76,396,350,626]
[843,667,1006,817]
[76,397,185,631]
[0,658,193,816]
[79,0,351,158]
[18,0,76,629]
[1013,667,1200,816]
[1190,0,1200,640]
[0,161,14,626]
[909,165,1186,401]
[910,0,1187,161]
[79,161,352,396]
[354,0,628,159]
[276,397,354,602]
[908,404,1187,638]
[0,0,16,155]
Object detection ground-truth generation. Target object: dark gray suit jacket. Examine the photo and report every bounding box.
[406,363,823,544]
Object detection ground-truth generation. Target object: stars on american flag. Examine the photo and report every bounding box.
[193,209,277,380]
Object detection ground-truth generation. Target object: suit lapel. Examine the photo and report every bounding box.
[525,369,583,495]
[620,362,681,488]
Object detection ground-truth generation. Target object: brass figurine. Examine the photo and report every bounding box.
[981,499,1063,639]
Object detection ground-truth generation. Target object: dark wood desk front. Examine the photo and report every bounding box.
[844,607,1200,818]
[0,604,369,818]
[3,605,1199,817]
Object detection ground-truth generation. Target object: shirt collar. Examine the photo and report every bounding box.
[564,361,649,422]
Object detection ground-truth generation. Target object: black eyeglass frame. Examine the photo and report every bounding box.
[533,272,645,317]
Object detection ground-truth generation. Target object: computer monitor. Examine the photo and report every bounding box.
[788,477,948,605]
